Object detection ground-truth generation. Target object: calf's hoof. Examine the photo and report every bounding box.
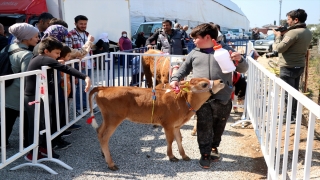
[191,131,197,136]
[182,156,191,161]
[108,165,119,171]
[169,157,179,162]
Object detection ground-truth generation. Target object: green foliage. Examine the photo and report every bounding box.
[307,23,320,45]
[280,19,287,26]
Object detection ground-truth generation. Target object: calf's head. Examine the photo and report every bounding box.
[179,78,225,94]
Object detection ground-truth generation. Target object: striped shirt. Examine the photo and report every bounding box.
[65,28,92,69]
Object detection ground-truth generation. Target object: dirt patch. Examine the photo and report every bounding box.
[228,112,268,179]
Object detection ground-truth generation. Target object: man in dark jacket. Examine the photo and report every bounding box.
[272,9,312,124]
[0,23,8,51]
[146,20,186,55]
[252,28,260,40]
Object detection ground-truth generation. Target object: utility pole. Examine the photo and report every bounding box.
[279,0,282,26]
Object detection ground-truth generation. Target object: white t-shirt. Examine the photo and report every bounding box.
[78,32,92,69]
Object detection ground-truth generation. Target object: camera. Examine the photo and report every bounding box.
[266,51,278,58]
[275,26,288,32]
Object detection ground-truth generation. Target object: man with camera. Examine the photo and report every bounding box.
[146,20,186,55]
[272,9,312,124]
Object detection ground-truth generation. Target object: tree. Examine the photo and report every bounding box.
[280,19,287,26]
[307,23,320,45]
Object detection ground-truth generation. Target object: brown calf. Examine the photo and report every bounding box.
[142,49,169,88]
[88,78,225,170]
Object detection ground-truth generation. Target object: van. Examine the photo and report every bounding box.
[132,21,163,46]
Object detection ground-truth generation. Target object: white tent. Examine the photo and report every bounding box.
[129,0,250,34]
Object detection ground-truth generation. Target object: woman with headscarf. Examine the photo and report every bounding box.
[0,23,39,147]
[118,31,132,51]
[118,31,132,66]
[94,33,119,54]
[94,33,110,54]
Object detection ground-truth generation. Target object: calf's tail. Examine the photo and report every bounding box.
[86,87,104,129]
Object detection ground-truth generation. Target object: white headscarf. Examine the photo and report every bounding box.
[217,31,223,42]
[9,23,39,42]
[99,33,109,43]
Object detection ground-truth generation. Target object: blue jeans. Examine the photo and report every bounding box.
[76,69,91,110]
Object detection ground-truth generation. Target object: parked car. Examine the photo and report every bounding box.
[223,30,236,40]
[254,34,275,54]
[228,28,245,39]
[245,32,252,39]
[243,33,249,39]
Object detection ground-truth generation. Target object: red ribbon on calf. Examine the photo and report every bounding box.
[86,116,95,124]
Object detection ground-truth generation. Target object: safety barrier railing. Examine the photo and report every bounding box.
[0,53,110,174]
[245,56,320,180]
[226,39,250,58]
[0,70,65,174]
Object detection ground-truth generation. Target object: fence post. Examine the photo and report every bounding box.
[303,50,310,93]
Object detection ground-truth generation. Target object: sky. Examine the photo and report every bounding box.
[231,0,320,28]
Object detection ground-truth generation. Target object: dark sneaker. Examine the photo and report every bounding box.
[39,147,60,159]
[290,116,296,124]
[54,139,72,150]
[61,131,72,138]
[24,152,45,162]
[283,116,296,124]
[199,154,212,169]
[211,147,221,162]
[68,124,82,131]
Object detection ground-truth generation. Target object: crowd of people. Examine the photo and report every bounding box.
[0,13,94,161]
[0,7,310,169]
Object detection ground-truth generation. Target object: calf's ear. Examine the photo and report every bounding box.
[211,79,225,94]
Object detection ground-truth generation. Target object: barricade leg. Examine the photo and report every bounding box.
[39,84,73,172]
[230,93,251,127]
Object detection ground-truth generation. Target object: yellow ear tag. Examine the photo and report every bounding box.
[182,81,190,92]
[182,87,190,92]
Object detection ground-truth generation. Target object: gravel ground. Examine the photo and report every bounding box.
[0,110,268,180]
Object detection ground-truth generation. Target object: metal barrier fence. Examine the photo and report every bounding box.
[0,70,70,174]
[245,56,320,179]
[0,55,108,174]
[226,39,250,58]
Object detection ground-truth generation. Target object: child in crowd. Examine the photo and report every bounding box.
[170,23,248,169]
[50,45,73,150]
[59,46,72,97]
[24,37,91,161]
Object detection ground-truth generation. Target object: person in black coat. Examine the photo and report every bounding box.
[135,32,146,48]
[93,33,118,69]
[0,23,8,51]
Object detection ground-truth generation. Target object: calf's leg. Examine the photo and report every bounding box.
[174,128,190,161]
[163,126,178,162]
[98,115,122,171]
